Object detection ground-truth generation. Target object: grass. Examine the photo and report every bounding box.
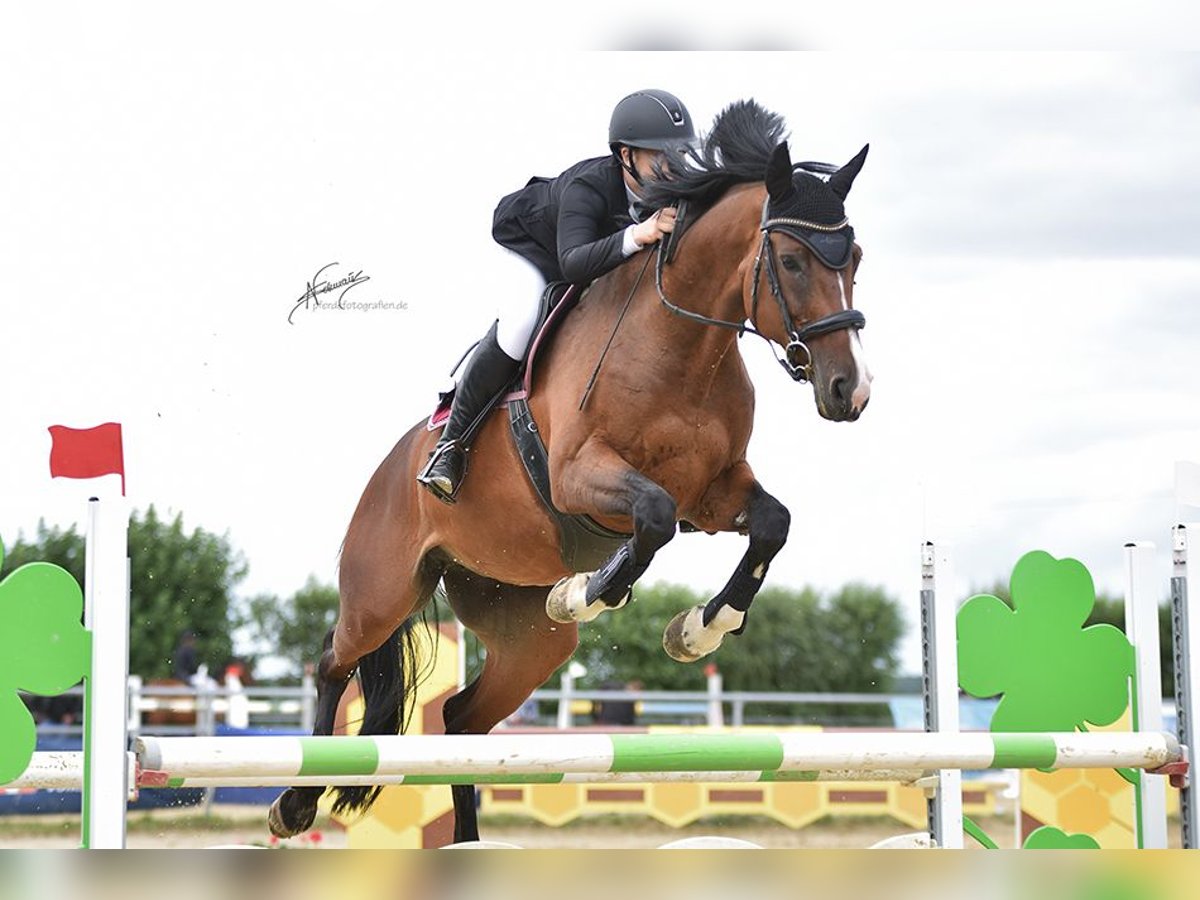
[0,808,278,837]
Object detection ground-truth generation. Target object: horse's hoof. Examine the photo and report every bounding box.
[662,604,744,663]
[268,790,316,838]
[546,574,628,623]
[663,605,709,662]
[547,573,588,622]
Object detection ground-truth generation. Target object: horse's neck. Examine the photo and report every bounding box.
[625,188,760,389]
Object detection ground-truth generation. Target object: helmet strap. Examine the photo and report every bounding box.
[616,145,644,187]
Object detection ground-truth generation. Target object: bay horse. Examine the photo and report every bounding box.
[268,100,872,843]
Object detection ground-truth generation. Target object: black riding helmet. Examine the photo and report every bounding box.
[609,90,695,183]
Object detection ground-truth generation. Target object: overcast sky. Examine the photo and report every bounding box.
[3,10,1198,676]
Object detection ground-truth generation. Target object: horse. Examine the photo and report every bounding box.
[268,99,872,843]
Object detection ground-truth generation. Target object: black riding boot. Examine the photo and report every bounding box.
[417,322,521,504]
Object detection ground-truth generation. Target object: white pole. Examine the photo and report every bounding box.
[557,667,574,730]
[81,497,130,849]
[706,665,724,728]
[456,618,467,692]
[922,541,964,848]
[127,674,143,736]
[1124,541,1167,848]
[300,665,316,733]
[226,672,250,731]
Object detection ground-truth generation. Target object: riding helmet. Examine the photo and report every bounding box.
[608,89,695,151]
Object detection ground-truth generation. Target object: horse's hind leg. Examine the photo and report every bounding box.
[268,541,441,838]
[664,464,790,662]
[545,449,677,623]
[440,570,579,844]
[267,627,353,837]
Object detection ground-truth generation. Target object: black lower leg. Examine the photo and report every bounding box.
[702,488,790,631]
[584,541,649,605]
[585,477,677,605]
[451,784,481,843]
[442,676,486,844]
[273,634,353,833]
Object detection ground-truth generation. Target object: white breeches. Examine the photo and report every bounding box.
[494,251,547,360]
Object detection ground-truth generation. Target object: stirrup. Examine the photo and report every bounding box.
[416,441,466,505]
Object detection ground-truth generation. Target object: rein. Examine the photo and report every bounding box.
[654,198,866,383]
[578,250,655,411]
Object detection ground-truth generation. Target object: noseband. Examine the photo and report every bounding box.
[654,199,866,383]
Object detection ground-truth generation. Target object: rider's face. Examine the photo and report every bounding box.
[621,147,666,191]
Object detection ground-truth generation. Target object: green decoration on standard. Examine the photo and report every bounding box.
[0,540,91,784]
[957,550,1133,732]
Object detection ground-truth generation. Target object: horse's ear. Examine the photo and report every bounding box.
[765,142,794,202]
[828,144,869,200]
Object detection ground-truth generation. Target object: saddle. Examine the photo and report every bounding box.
[426,282,630,572]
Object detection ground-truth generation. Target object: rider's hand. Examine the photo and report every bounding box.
[632,207,677,247]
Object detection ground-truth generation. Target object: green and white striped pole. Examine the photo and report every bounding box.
[132,731,1182,789]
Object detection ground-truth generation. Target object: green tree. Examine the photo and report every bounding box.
[240,577,339,680]
[128,506,244,678]
[0,521,86,585]
[459,580,906,723]
[1,506,246,679]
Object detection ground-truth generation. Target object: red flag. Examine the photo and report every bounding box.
[48,423,125,495]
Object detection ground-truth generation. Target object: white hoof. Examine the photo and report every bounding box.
[546,573,628,624]
[658,836,762,849]
[869,832,935,849]
[662,604,745,663]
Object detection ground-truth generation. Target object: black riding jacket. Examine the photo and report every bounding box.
[492,156,636,285]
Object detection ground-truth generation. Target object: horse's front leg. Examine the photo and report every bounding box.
[663,462,790,662]
[545,444,677,624]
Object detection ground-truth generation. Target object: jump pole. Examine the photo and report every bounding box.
[129,731,1182,788]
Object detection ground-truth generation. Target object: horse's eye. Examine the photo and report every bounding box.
[780,256,802,273]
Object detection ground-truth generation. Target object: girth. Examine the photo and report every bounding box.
[508,397,631,573]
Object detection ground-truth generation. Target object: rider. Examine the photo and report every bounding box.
[418,89,697,503]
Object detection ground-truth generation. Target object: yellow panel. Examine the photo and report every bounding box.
[1058,782,1115,835]
[345,813,418,849]
[525,784,587,826]
[645,783,705,827]
[891,785,930,829]
[764,783,827,829]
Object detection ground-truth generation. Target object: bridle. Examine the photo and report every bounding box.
[654,198,866,383]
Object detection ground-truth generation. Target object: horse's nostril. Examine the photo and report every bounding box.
[830,376,848,405]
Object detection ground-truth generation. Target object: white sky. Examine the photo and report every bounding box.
[3,8,1199,676]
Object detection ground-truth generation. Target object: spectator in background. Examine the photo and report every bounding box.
[593,679,638,726]
[172,631,200,684]
[223,656,252,686]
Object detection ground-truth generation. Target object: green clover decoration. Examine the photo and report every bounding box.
[0,540,91,783]
[1022,826,1101,850]
[957,550,1133,733]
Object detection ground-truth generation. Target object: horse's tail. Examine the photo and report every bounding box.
[329,601,439,817]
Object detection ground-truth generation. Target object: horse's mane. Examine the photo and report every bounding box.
[640,99,788,212]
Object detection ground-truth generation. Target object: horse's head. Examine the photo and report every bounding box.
[747,141,872,421]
